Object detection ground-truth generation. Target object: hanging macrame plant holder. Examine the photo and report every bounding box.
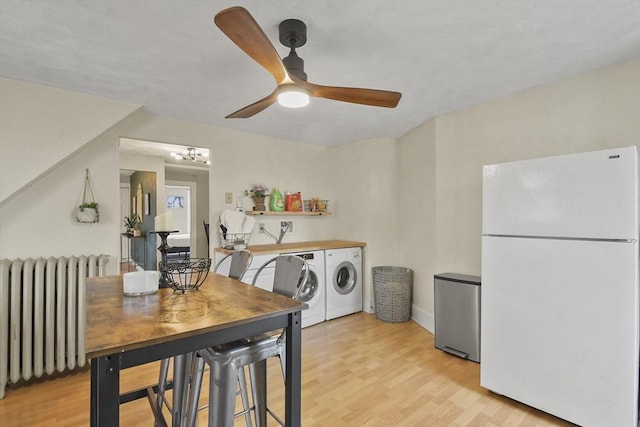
[76,168,100,223]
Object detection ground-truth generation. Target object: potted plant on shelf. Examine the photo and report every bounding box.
[123,214,142,236]
[244,183,269,211]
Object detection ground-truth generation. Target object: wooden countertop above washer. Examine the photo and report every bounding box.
[214,240,366,256]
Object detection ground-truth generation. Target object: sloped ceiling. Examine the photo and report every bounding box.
[1,0,638,146]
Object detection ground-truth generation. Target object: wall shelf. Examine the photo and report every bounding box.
[245,211,332,217]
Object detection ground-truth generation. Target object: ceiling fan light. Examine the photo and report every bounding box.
[277,88,309,108]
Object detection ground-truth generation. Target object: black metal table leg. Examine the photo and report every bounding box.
[285,310,302,427]
[91,355,120,426]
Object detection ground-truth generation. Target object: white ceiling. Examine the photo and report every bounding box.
[1,1,639,147]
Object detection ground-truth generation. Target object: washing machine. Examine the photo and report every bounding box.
[285,251,325,328]
[325,247,362,320]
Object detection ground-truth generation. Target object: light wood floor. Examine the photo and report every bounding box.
[0,312,573,426]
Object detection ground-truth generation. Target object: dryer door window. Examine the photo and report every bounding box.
[334,261,357,295]
[298,270,319,303]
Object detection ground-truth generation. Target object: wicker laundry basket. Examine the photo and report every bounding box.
[372,266,413,323]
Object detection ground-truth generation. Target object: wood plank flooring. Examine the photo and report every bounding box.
[0,312,573,426]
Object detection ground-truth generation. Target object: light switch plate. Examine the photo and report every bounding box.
[225,192,233,204]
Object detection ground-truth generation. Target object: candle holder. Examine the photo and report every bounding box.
[150,230,179,288]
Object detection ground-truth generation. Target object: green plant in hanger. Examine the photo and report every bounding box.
[80,201,99,210]
[76,168,100,223]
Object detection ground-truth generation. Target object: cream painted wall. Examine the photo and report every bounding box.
[0,77,139,203]
[0,69,337,277]
[398,119,437,329]
[330,138,401,311]
[435,59,640,279]
[392,59,639,332]
[0,136,121,275]
[115,112,335,251]
[1,59,637,333]
[207,126,334,247]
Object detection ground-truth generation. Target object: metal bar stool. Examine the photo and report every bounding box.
[156,250,253,426]
[213,250,253,282]
[188,255,309,427]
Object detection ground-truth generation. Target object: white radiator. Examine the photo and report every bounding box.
[0,255,109,399]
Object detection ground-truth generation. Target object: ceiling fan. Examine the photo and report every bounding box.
[214,6,402,118]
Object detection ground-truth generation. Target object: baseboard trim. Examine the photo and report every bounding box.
[363,296,374,314]
[411,304,434,334]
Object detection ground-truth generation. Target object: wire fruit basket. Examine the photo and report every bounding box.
[218,230,252,250]
[160,258,212,292]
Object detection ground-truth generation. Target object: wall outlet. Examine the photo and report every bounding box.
[224,192,233,204]
[258,223,266,233]
[280,221,293,232]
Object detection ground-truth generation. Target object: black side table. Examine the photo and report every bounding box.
[120,233,146,272]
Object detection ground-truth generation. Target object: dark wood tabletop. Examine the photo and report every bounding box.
[86,273,307,359]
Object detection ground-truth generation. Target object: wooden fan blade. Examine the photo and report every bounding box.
[214,7,290,84]
[226,91,279,119]
[298,79,402,108]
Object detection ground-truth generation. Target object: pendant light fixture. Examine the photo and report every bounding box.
[171,147,210,165]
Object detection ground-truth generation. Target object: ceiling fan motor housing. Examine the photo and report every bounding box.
[279,19,307,48]
[283,51,307,81]
[280,18,308,81]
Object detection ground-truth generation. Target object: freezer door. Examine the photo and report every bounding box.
[482,146,637,240]
[481,236,639,426]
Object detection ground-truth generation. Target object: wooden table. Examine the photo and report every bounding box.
[86,273,307,426]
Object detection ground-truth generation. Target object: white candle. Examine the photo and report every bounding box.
[164,211,173,230]
[154,212,174,231]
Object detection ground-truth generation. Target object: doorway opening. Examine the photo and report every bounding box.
[118,138,210,272]
[165,183,194,259]
[119,170,157,272]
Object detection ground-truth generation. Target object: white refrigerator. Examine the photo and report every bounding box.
[481,146,639,426]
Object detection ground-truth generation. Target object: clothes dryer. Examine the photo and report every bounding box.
[284,251,325,328]
[325,247,362,320]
